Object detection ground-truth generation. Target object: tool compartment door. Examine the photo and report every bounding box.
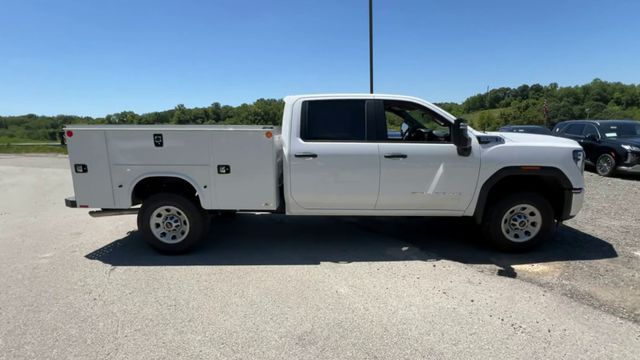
[66,130,115,208]
[211,130,279,210]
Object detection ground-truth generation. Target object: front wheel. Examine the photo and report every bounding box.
[483,192,555,252]
[137,193,209,254]
[596,153,616,177]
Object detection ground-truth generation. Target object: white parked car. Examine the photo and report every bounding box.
[64,94,585,253]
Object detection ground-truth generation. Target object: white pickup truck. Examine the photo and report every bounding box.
[64,94,585,253]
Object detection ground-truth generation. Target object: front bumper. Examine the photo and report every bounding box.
[617,152,640,173]
[65,197,77,208]
[561,188,584,221]
[617,164,640,174]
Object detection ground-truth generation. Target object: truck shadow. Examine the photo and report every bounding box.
[85,213,617,276]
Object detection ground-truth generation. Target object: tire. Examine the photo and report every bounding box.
[596,153,616,177]
[482,192,555,252]
[137,193,209,254]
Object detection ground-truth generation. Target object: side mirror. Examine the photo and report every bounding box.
[452,118,472,157]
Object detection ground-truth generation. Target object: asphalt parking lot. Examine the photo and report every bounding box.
[0,155,639,359]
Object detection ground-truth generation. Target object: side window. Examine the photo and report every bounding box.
[382,100,451,142]
[583,124,599,138]
[564,124,585,136]
[301,100,366,141]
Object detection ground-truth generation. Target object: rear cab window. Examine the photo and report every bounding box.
[300,100,366,141]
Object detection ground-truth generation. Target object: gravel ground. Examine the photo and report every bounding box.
[0,155,639,359]
[353,170,640,323]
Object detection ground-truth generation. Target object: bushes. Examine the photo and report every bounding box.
[457,79,640,131]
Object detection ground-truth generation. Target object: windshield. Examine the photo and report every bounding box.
[600,122,640,138]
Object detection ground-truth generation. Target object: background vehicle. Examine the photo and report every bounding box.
[498,125,552,135]
[553,120,640,176]
[64,94,585,254]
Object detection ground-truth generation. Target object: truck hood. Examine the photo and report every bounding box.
[488,132,580,148]
[603,136,640,147]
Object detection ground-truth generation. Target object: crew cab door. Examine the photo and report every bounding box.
[288,99,380,209]
[374,99,480,211]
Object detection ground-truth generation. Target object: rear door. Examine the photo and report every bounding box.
[288,99,380,209]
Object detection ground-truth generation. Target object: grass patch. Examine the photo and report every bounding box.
[0,136,53,144]
[0,144,67,154]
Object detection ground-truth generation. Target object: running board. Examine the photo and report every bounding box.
[89,208,139,218]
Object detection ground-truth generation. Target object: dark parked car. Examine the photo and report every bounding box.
[553,120,640,176]
[498,125,552,135]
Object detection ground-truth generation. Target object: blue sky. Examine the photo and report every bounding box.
[1,0,639,117]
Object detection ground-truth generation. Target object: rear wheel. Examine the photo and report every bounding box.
[596,153,616,177]
[138,193,209,254]
[483,192,555,252]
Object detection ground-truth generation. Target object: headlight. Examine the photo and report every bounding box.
[573,149,585,173]
[621,144,640,152]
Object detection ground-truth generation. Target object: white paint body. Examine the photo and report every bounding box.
[66,125,281,211]
[65,94,585,218]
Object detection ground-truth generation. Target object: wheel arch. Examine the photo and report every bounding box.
[596,146,621,162]
[473,166,573,224]
[130,174,206,208]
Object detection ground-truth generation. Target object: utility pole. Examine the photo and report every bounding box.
[485,85,490,108]
[369,0,374,94]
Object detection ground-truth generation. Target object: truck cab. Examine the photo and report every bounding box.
[282,94,480,215]
[64,94,585,254]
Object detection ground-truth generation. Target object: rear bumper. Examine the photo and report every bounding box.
[65,197,77,208]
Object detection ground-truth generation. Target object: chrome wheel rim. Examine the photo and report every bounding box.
[500,204,542,243]
[597,155,613,175]
[150,206,190,244]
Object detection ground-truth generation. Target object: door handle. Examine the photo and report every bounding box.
[384,153,408,159]
[294,152,318,159]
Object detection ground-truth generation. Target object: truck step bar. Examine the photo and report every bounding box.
[89,208,139,218]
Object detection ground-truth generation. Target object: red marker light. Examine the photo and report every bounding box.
[66,130,74,138]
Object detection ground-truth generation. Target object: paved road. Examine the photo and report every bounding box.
[0,155,639,359]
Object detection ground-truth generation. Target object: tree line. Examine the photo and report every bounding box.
[0,99,284,142]
[1,79,639,142]
[437,79,640,130]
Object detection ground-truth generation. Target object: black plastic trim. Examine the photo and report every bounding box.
[65,197,77,208]
[472,166,574,223]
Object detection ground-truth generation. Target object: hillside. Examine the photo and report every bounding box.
[436,79,640,131]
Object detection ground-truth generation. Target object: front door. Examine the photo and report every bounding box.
[375,99,480,211]
[580,124,601,163]
[289,99,380,210]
